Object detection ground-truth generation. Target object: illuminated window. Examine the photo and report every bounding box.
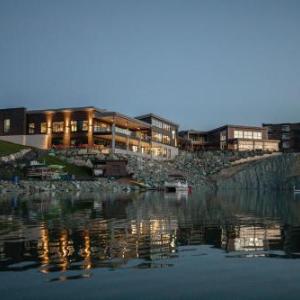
[220,130,227,141]
[28,123,35,134]
[94,120,110,133]
[3,119,10,133]
[244,131,253,139]
[82,121,89,131]
[171,130,176,140]
[239,140,254,150]
[40,122,47,134]
[234,130,243,138]
[253,132,262,139]
[163,123,171,131]
[115,127,131,136]
[53,122,64,133]
[163,135,171,144]
[153,132,163,142]
[71,120,77,132]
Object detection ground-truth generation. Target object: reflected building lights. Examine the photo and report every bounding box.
[3,192,300,276]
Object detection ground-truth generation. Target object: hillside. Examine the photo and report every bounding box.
[0,140,28,156]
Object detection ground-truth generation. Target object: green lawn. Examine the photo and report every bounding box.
[38,155,92,178]
[0,140,28,156]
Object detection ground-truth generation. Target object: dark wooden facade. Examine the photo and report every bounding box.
[263,123,300,152]
[0,107,27,135]
[179,125,279,152]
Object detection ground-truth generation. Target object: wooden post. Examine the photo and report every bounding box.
[112,121,116,154]
[88,111,94,147]
[126,122,129,152]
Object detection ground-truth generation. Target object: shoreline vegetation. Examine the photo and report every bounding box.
[0,140,300,194]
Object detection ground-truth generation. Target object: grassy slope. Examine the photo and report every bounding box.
[39,155,92,178]
[0,140,28,156]
[0,140,92,179]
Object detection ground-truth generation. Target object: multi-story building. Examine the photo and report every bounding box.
[178,130,208,151]
[179,125,279,152]
[263,123,300,152]
[0,107,179,159]
[135,113,179,159]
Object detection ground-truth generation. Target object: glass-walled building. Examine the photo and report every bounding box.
[179,125,279,152]
[135,113,179,159]
[0,107,180,159]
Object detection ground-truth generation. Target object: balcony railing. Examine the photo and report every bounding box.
[93,127,111,133]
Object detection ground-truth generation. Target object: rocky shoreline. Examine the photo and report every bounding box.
[1,148,300,194]
[0,179,134,194]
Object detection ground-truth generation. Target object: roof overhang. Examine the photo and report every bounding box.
[136,113,179,127]
[27,106,105,114]
[97,112,150,130]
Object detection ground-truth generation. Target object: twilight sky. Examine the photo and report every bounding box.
[0,0,299,130]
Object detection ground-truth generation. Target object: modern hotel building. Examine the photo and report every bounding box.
[0,107,179,159]
[263,122,300,152]
[179,125,279,152]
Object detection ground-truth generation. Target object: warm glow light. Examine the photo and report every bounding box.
[39,226,50,265]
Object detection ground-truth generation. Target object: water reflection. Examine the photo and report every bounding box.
[1,190,300,277]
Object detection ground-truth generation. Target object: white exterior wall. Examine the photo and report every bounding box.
[0,134,49,150]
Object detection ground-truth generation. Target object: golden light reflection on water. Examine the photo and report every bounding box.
[1,190,300,279]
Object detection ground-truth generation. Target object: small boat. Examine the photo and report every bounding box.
[294,186,300,193]
[164,174,188,192]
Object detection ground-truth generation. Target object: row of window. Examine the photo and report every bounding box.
[152,118,172,131]
[152,132,171,144]
[233,130,263,140]
[28,121,90,134]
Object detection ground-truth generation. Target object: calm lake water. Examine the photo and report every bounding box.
[1,190,300,299]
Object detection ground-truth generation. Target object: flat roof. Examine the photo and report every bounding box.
[207,124,266,133]
[27,106,106,114]
[135,113,179,127]
[180,124,266,136]
[0,107,26,111]
[97,111,150,130]
[179,129,207,135]
[263,122,300,126]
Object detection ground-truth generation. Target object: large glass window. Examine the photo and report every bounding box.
[171,130,176,140]
[244,131,253,139]
[94,120,111,133]
[163,123,171,131]
[220,130,227,141]
[238,140,254,150]
[40,122,47,134]
[71,120,77,132]
[253,132,262,139]
[153,132,163,142]
[79,121,89,132]
[163,135,171,144]
[28,123,35,134]
[52,122,64,133]
[152,118,172,131]
[152,119,163,129]
[234,130,243,138]
[115,127,131,136]
[3,119,10,133]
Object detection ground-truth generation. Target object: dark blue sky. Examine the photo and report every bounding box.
[0,0,299,130]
